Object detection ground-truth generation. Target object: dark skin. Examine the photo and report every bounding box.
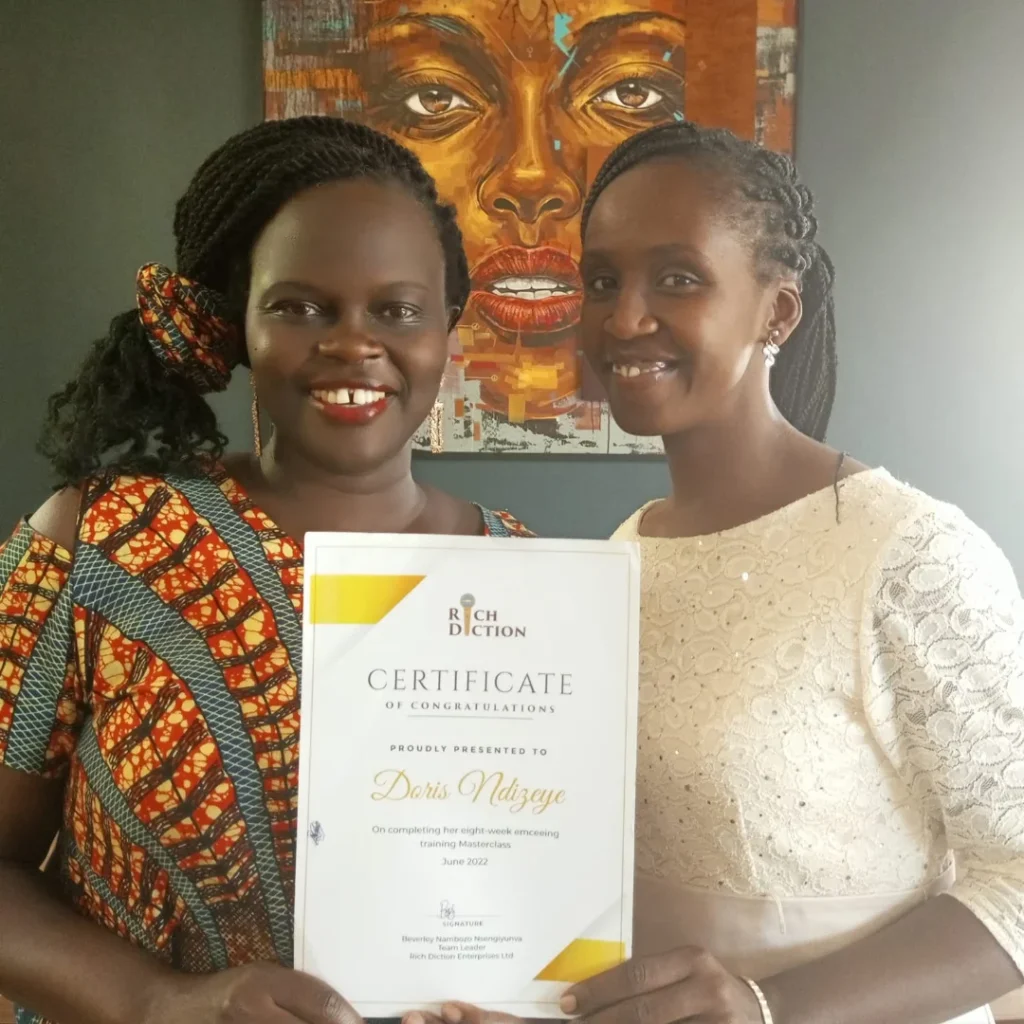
[0,178,488,1024]
[234,177,480,538]
[580,157,867,541]
[410,160,1023,1023]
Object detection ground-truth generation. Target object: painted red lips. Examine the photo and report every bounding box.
[470,246,582,335]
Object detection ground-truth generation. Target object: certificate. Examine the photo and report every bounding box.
[296,534,640,1018]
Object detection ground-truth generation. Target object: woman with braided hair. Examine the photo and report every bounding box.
[425,125,1024,1024]
[0,116,530,1024]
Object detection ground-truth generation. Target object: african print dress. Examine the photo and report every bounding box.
[0,465,531,1024]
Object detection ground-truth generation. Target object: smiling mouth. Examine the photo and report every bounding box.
[310,386,390,406]
[308,384,396,426]
[609,360,676,379]
[488,275,577,301]
[471,246,581,336]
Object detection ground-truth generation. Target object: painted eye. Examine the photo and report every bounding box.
[596,80,665,110]
[404,87,473,116]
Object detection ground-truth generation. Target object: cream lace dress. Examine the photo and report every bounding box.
[613,469,1024,1023]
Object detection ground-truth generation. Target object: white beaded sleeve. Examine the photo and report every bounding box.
[862,501,1024,975]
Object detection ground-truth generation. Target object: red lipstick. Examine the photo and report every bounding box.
[308,381,395,427]
[471,246,581,335]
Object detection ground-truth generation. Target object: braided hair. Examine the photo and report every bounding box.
[40,116,470,484]
[581,122,836,441]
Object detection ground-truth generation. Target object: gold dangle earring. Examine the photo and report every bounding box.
[430,346,454,454]
[249,372,263,456]
[429,400,444,453]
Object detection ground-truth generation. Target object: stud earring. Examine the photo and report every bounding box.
[763,329,781,369]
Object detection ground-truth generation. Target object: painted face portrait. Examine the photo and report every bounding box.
[264,0,797,452]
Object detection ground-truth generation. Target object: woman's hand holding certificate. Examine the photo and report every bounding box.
[412,947,766,1024]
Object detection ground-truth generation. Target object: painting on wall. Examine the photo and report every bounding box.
[263,0,798,454]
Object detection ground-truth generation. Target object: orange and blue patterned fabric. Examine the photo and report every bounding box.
[135,263,241,394]
[0,464,531,1024]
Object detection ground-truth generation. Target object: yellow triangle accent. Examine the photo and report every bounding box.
[534,939,626,983]
[309,574,425,625]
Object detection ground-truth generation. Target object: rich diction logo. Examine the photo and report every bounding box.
[449,593,526,638]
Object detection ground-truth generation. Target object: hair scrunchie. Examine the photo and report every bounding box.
[136,262,241,394]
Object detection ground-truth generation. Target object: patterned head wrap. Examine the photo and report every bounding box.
[135,262,242,394]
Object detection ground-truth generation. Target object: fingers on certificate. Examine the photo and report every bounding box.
[558,949,764,1024]
[403,1003,524,1024]
[156,963,364,1024]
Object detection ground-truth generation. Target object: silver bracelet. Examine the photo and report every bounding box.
[741,978,775,1024]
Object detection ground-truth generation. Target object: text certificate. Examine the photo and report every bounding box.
[296,534,640,1018]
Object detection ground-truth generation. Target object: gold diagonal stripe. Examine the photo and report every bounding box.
[309,574,425,625]
[535,939,626,983]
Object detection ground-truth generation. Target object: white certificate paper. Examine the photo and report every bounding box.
[296,534,640,1018]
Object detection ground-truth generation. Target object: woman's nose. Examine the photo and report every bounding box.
[605,290,659,341]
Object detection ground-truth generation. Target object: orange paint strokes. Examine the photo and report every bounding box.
[586,146,614,191]
[508,394,527,423]
[757,0,796,28]
[264,66,361,93]
[685,0,759,139]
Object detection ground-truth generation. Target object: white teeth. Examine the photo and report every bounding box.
[489,275,576,300]
[312,388,386,406]
[611,363,669,379]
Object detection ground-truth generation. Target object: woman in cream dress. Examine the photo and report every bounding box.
[575,124,1024,1023]
[408,123,1024,1024]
